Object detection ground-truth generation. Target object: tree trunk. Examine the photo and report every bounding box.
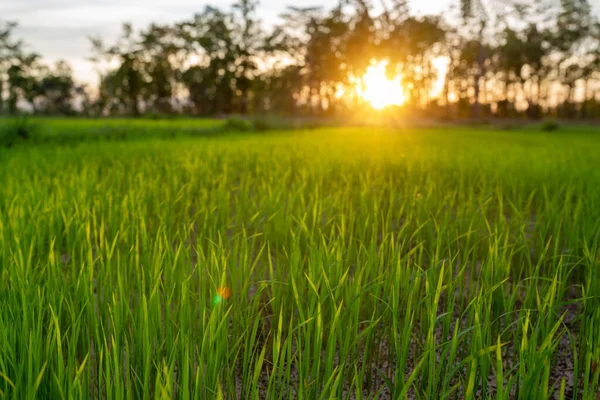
[0,78,4,114]
[8,90,17,114]
[582,78,589,119]
[240,89,248,114]
[473,22,486,119]
[131,93,140,116]
[444,57,451,119]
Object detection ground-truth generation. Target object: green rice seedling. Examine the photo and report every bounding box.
[0,125,599,398]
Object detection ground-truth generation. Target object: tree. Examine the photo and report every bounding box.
[35,61,77,115]
[178,7,237,115]
[385,16,445,107]
[0,21,22,114]
[90,23,145,116]
[0,0,594,119]
[232,0,262,114]
[460,0,488,118]
[139,23,183,114]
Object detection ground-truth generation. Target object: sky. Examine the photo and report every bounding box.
[1,0,454,85]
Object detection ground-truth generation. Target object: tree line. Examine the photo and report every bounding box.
[1,0,599,119]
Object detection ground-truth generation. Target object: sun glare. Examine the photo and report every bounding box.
[354,60,406,110]
[430,56,449,99]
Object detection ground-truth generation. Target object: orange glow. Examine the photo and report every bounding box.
[353,60,406,110]
[216,287,231,300]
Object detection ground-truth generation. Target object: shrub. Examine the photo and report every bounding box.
[252,116,328,132]
[224,116,253,132]
[252,117,273,132]
[147,112,179,120]
[497,122,520,131]
[0,116,42,147]
[541,119,560,132]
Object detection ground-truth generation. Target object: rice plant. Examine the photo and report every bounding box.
[0,126,599,399]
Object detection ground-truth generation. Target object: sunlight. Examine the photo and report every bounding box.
[430,56,449,99]
[354,60,406,110]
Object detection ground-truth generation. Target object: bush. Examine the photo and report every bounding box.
[497,121,521,131]
[0,116,42,147]
[252,116,328,132]
[147,112,179,120]
[223,116,253,132]
[252,117,273,132]
[251,116,293,131]
[541,119,560,132]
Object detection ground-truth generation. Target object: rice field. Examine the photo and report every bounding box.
[0,124,599,399]
[0,117,225,145]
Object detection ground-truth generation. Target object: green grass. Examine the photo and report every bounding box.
[0,126,599,399]
[0,117,225,145]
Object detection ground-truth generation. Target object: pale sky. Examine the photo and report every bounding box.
[1,0,456,85]
[2,0,599,85]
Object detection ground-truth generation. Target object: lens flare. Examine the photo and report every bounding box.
[213,287,232,305]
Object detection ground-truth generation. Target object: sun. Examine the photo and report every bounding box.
[354,60,406,110]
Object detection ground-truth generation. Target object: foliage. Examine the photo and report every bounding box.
[252,115,329,131]
[0,116,40,147]
[223,116,254,132]
[541,118,560,132]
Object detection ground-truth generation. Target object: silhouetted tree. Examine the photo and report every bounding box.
[2,0,600,119]
[0,21,22,114]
